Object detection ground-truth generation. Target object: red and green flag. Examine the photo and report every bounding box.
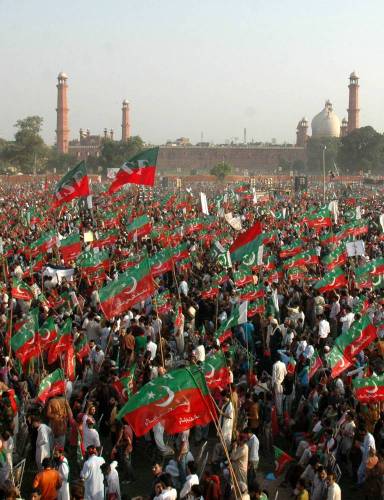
[75,335,90,361]
[322,245,347,270]
[302,207,332,229]
[11,278,34,301]
[274,446,294,476]
[91,229,119,249]
[353,373,384,403]
[308,350,323,380]
[279,241,303,259]
[149,248,174,277]
[284,248,319,269]
[335,315,377,362]
[355,257,384,280]
[99,259,155,320]
[113,364,137,401]
[29,231,58,257]
[337,220,368,240]
[37,317,57,351]
[126,215,152,241]
[77,250,110,273]
[37,368,66,404]
[52,161,90,208]
[171,243,189,263]
[202,351,230,390]
[247,299,265,317]
[240,284,265,302]
[313,267,347,293]
[10,309,39,365]
[230,222,263,263]
[116,366,216,436]
[108,148,159,194]
[233,270,254,288]
[59,233,82,263]
[48,318,73,365]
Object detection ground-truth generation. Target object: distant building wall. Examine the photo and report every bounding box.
[157,146,306,175]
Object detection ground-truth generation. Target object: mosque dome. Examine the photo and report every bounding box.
[311,100,340,138]
[58,72,68,80]
[122,99,129,105]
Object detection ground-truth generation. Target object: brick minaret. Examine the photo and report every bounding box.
[121,100,131,141]
[56,72,69,153]
[296,117,308,147]
[347,71,360,133]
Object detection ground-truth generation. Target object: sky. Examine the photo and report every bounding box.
[1,0,384,146]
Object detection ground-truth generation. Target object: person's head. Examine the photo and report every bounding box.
[296,478,306,491]
[41,457,52,469]
[32,416,42,429]
[101,463,111,476]
[326,471,336,485]
[318,467,327,480]
[158,473,173,489]
[191,484,203,500]
[152,462,163,477]
[53,445,64,459]
[30,490,41,500]
[187,461,197,475]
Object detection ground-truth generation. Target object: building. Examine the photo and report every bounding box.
[296,71,360,143]
[68,128,114,160]
[56,72,70,153]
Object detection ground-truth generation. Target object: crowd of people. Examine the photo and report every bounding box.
[0,176,383,500]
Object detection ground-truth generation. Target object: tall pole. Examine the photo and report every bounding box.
[322,145,327,203]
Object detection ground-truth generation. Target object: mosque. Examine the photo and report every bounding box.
[55,72,360,174]
[295,72,360,146]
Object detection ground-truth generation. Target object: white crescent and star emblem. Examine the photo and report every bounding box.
[155,386,175,407]
[125,277,137,294]
[366,383,378,395]
[205,364,215,379]
[243,252,256,266]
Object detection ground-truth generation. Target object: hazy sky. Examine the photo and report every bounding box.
[1,0,384,146]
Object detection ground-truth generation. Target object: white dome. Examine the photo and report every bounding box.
[122,99,129,105]
[58,72,68,80]
[311,100,340,138]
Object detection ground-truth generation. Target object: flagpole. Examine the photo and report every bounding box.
[153,295,165,369]
[186,367,242,500]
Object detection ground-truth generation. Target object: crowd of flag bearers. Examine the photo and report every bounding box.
[1,154,384,500]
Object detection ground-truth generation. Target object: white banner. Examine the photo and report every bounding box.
[346,240,365,257]
[200,192,209,215]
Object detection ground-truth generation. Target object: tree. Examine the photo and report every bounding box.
[210,162,232,181]
[337,126,384,174]
[0,116,49,173]
[306,137,340,174]
[99,136,144,171]
[45,150,77,174]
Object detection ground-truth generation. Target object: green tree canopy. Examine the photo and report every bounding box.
[99,136,144,169]
[306,137,340,174]
[337,126,384,174]
[210,161,232,181]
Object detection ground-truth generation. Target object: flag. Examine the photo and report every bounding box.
[302,207,332,229]
[355,258,384,281]
[279,242,303,259]
[37,369,66,404]
[149,248,173,277]
[117,367,216,436]
[230,222,263,263]
[11,278,34,300]
[113,364,137,400]
[314,267,347,293]
[202,352,231,390]
[247,299,265,317]
[91,229,119,249]
[77,250,110,273]
[126,215,152,240]
[283,249,319,269]
[37,317,57,351]
[59,233,82,262]
[327,345,353,378]
[322,245,347,270]
[52,162,90,208]
[99,259,155,320]
[353,373,384,403]
[48,318,73,365]
[335,315,377,362]
[29,231,57,257]
[233,270,254,288]
[108,148,159,194]
[240,284,265,302]
[274,446,294,476]
[10,310,39,365]
[215,302,248,340]
[75,335,90,361]
[308,350,323,380]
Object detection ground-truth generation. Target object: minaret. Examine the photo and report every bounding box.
[347,71,360,133]
[296,117,308,147]
[56,72,69,153]
[121,100,131,141]
[340,118,348,138]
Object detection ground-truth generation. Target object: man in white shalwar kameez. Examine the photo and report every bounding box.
[80,446,105,500]
[272,359,287,416]
[102,461,121,500]
[54,446,70,500]
[33,417,52,470]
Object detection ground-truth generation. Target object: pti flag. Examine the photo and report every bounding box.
[52,162,90,208]
[108,148,159,194]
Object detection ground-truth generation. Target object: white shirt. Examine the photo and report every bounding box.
[146,340,157,361]
[326,482,341,500]
[178,280,189,297]
[247,434,259,462]
[330,301,341,320]
[81,455,105,500]
[180,473,199,499]
[340,312,355,333]
[318,319,330,339]
[83,427,100,449]
[154,487,178,500]
[272,360,287,386]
